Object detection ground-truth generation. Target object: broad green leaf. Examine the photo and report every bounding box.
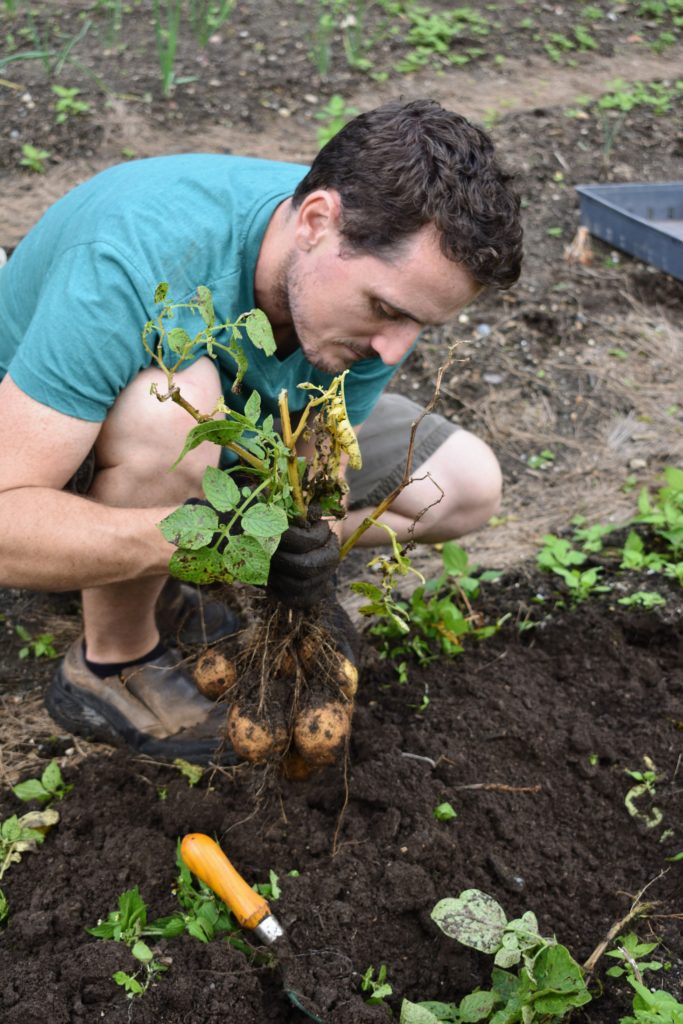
[241,503,289,539]
[400,1000,442,1024]
[171,419,246,468]
[158,505,219,550]
[431,890,507,953]
[12,779,50,803]
[167,327,193,354]
[202,466,240,513]
[154,281,169,303]
[221,535,272,585]
[169,545,227,584]
[245,308,276,355]
[195,285,215,326]
[459,990,498,1021]
[113,971,143,994]
[131,939,153,963]
[442,541,469,575]
[41,759,63,795]
[533,945,591,1012]
[414,1003,460,1022]
[118,887,147,931]
[243,390,261,423]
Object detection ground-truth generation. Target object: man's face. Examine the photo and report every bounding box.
[279,222,479,375]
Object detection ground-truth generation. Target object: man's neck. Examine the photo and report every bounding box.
[253,198,296,357]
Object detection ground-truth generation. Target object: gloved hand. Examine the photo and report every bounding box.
[267,515,340,610]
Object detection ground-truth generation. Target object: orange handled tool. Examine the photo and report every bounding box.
[180,833,284,945]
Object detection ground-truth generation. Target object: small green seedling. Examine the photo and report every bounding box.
[361,964,393,1006]
[12,759,72,803]
[433,802,457,822]
[15,624,58,659]
[618,591,666,609]
[173,758,204,787]
[314,94,359,147]
[605,932,663,979]
[527,448,556,469]
[624,758,663,830]
[51,84,90,124]
[253,869,281,901]
[537,534,610,602]
[19,143,51,173]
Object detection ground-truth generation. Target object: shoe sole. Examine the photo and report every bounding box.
[45,666,239,766]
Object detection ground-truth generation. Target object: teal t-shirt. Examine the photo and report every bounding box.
[0,154,403,434]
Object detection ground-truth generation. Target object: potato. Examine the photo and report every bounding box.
[193,650,238,700]
[227,703,288,763]
[294,701,352,766]
[337,656,359,699]
[299,635,358,698]
[280,750,317,781]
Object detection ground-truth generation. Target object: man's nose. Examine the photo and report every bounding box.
[368,324,420,366]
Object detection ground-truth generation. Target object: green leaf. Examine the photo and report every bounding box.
[431,890,507,953]
[244,309,276,355]
[171,419,247,468]
[220,534,272,585]
[442,541,469,575]
[41,760,64,795]
[459,990,498,1021]
[154,281,169,303]
[0,888,8,924]
[167,327,193,354]
[113,971,143,995]
[241,503,289,539]
[433,802,457,822]
[243,390,261,423]
[131,939,154,963]
[12,779,50,803]
[400,1000,442,1024]
[173,758,204,787]
[158,505,219,550]
[195,285,215,326]
[202,466,240,513]
[168,545,228,584]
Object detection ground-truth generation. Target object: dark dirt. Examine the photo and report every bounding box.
[1,2,683,1022]
[1,562,682,1023]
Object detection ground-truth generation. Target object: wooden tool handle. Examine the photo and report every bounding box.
[180,833,270,930]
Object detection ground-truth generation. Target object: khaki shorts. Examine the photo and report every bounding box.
[67,393,458,508]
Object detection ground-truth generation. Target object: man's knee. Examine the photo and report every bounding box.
[93,357,223,500]
[407,428,502,541]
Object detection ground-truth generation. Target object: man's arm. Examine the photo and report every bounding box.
[0,375,175,590]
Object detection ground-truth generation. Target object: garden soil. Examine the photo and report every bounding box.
[1,2,683,1022]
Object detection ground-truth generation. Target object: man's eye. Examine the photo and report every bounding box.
[376,304,402,321]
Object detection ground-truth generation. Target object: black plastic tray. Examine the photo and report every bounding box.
[575,182,683,281]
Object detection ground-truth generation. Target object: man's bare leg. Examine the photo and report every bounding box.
[340,429,502,546]
[81,357,223,663]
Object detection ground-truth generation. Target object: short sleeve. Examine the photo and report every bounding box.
[7,242,153,421]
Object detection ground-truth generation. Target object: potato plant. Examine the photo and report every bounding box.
[143,284,363,771]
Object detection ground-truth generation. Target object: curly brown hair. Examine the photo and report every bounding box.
[292,99,523,289]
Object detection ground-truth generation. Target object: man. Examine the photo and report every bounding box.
[0,100,522,763]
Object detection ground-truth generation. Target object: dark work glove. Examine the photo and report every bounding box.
[267,516,340,610]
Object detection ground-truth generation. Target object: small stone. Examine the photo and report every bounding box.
[476,323,492,337]
[629,458,647,470]
[483,372,504,385]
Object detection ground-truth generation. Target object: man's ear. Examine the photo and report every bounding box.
[293,189,342,251]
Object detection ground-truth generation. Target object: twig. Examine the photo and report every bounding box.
[583,870,667,976]
[400,752,437,768]
[451,782,542,793]
[339,345,459,558]
[277,389,306,517]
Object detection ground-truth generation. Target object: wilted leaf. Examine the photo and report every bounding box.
[154,281,169,303]
[195,285,215,327]
[167,327,193,354]
[168,545,228,584]
[221,535,272,585]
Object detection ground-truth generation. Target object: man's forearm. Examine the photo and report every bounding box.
[0,488,176,590]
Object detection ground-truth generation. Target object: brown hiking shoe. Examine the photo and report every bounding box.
[156,579,240,647]
[45,640,238,765]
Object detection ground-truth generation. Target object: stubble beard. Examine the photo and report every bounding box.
[275,253,377,373]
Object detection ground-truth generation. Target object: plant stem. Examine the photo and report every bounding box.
[278,389,306,517]
[339,346,458,559]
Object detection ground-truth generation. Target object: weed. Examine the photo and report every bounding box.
[172,758,204,786]
[314,94,359,147]
[51,84,90,124]
[604,930,683,1023]
[361,964,393,1006]
[88,887,171,997]
[355,541,505,679]
[537,534,610,602]
[624,758,663,830]
[12,759,72,803]
[433,802,457,822]
[618,591,666,609]
[402,889,591,1022]
[527,448,555,469]
[14,624,58,659]
[606,932,664,980]
[188,0,235,47]
[18,143,50,173]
